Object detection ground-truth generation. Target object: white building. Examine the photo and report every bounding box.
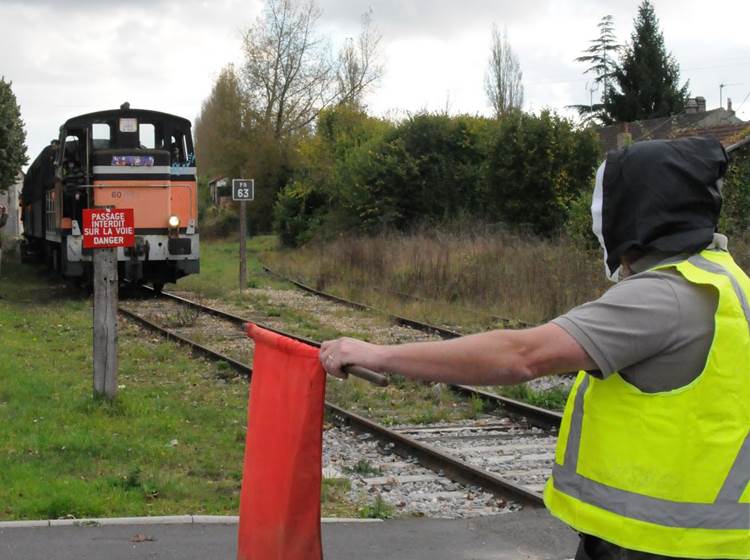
[0,173,24,239]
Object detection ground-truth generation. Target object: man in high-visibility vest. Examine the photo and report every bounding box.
[321,137,749,559]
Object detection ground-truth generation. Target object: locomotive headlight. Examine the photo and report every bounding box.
[168,215,180,228]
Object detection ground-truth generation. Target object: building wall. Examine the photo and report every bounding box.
[0,173,24,238]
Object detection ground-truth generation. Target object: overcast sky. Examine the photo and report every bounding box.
[2,0,749,164]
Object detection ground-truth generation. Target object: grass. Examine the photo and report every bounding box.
[176,234,285,299]
[0,259,357,520]
[321,478,358,517]
[262,226,611,327]
[344,459,382,477]
[326,375,483,426]
[358,494,394,519]
[497,384,570,411]
[170,236,492,424]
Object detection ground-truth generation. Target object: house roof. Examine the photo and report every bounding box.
[672,123,750,148]
[597,108,748,152]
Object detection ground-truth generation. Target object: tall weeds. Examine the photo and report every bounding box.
[267,226,750,328]
[266,225,611,326]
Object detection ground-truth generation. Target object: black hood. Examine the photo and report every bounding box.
[593,137,728,277]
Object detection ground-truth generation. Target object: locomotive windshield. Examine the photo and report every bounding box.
[57,106,195,174]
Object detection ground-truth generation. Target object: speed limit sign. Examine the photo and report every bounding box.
[232,179,254,201]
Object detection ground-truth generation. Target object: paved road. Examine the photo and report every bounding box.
[0,509,578,559]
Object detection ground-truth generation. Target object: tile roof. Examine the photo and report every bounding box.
[597,108,750,152]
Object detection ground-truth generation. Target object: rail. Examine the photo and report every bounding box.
[118,302,545,507]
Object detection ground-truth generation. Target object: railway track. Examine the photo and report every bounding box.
[261,264,536,331]
[119,288,562,509]
[134,285,561,431]
[260,265,561,431]
[261,265,470,338]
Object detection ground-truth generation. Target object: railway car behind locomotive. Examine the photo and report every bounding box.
[21,103,199,291]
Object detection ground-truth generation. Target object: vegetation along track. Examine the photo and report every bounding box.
[260,264,561,430]
[119,287,562,508]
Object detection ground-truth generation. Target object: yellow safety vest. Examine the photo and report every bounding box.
[544,249,750,558]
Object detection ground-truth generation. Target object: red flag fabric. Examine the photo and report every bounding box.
[238,323,327,560]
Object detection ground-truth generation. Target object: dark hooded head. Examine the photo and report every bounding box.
[592,137,729,279]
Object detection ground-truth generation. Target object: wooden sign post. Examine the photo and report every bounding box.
[83,207,135,399]
[232,179,254,291]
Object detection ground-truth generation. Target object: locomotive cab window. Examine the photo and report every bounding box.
[92,123,111,150]
[168,134,186,164]
[139,123,155,149]
[63,135,83,169]
[119,118,137,133]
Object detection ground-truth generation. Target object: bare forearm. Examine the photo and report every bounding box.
[324,330,545,385]
[320,323,593,386]
[375,331,534,385]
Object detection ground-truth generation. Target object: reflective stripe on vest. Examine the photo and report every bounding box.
[551,254,750,531]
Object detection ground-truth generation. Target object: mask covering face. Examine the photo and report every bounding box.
[591,161,621,282]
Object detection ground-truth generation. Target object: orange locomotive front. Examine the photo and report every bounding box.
[21,103,200,290]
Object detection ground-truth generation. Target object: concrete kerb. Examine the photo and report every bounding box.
[0,515,383,529]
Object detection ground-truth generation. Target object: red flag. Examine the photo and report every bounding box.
[238,323,327,560]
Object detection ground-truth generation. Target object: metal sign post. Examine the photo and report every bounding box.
[232,179,254,291]
[83,207,135,399]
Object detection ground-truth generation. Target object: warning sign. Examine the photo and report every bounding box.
[83,208,135,249]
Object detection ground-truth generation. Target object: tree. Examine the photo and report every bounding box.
[570,15,620,124]
[241,0,332,139]
[483,110,599,236]
[603,0,689,123]
[0,77,27,191]
[485,25,524,118]
[194,65,248,179]
[335,8,384,108]
[241,0,382,140]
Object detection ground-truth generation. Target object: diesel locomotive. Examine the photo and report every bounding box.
[21,103,199,291]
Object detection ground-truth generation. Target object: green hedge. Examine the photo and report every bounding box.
[274,106,601,246]
[721,144,750,235]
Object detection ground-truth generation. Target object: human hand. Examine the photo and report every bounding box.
[319,337,384,381]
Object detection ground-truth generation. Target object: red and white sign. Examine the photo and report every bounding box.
[83,208,135,249]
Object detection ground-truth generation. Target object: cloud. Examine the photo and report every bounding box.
[4,0,750,165]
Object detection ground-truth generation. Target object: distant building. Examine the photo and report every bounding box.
[0,172,23,239]
[598,96,750,152]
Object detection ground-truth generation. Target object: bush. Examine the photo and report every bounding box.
[346,113,491,231]
[200,205,238,239]
[273,108,600,245]
[482,110,600,236]
[564,187,599,250]
[720,146,750,235]
[274,104,392,246]
[273,180,326,247]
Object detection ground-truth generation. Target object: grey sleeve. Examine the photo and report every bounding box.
[551,273,681,378]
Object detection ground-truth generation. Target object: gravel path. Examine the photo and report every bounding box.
[323,424,518,519]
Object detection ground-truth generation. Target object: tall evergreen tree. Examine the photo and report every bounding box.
[570,15,620,124]
[0,77,27,191]
[604,0,689,123]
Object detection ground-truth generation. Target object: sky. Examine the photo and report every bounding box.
[2,0,749,164]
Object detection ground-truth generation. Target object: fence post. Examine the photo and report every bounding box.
[93,247,118,399]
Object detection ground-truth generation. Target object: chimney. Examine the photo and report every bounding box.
[695,96,706,112]
[616,132,632,149]
[685,98,698,114]
[728,98,733,112]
